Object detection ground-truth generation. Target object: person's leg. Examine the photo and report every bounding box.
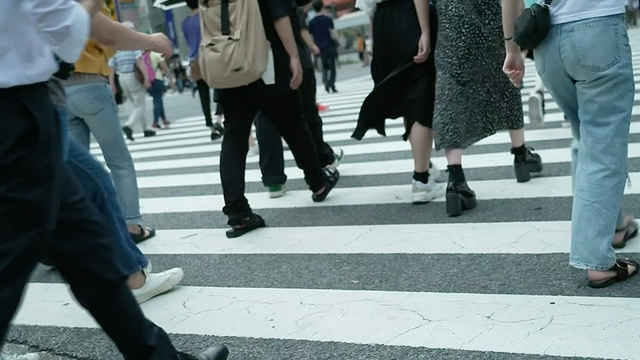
[254,111,287,198]
[300,69,340,168]
[0,83,63,342]
[150,79,164,127]
[197,79,213,127]
[258,91,338,202]
[119,74,146,133]
[537,15,637,286]
[218,98,264,236]
[64,83,152,238]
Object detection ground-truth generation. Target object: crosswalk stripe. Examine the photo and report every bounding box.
[13,283,640,359]
[18,29,640,360]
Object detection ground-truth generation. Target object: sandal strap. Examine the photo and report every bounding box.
[613,259,638,281]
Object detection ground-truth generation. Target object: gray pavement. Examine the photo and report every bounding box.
[5,31,640,360]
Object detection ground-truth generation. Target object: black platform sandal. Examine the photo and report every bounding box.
[226,213,266,239]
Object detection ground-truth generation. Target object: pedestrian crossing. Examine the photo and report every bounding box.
[9,34,640,359]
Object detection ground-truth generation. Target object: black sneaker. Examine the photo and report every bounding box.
[178,345,229,360]
[312,167,340,202]
[513,147,543,183]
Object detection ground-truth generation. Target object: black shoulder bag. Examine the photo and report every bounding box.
[513,0,553,51]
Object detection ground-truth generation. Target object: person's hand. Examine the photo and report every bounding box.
[502,52,525,88]
[143,79,151,89]
[170,78,177,90]
[311,44,320,56]
[414,32,431,63]
[289,57,303,90]
[78,0,103,17]
[149,33,174,59]
[110,84,117,94]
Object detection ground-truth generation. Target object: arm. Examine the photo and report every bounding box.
[91,12,157,50]
[413,0,431,36]
[21,0,93,63]
[502,0,523,55]
[273,17,300,61]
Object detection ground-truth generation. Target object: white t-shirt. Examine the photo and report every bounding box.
[545,0,625,25]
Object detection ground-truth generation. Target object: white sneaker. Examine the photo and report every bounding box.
[132,267,184,304]
[412,177,445,204]
[527,92,545,128]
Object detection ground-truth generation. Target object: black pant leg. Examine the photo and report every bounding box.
[218,98,259,223]
[196,79,212,126]
[300,69,335,167]
[0,83,179,359]
[254,111,287,187]
[258,91,326,193]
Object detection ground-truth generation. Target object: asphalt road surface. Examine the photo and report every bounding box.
[5,31,640,360]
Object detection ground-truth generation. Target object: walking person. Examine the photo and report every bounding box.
[309,0,339,93]
[146,50,176,129]
[109,46,156,140]
[182,0,224,140]
[353,0,444,204]
[0,0,228,358]
[66,12,168,244]
[503,0,639,288]
[430,0,543,217]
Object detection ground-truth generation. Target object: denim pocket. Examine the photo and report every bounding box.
[569,20,621,72]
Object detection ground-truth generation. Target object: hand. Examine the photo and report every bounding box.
[143,79,151,89]
[170,79,177,90]
[111,84,117,94]
[414,33,431,63]
[148,33,173,59]
[78,0,103,16]
[502,52,525,88]
[289,57,303,90]
[311,44,320,56]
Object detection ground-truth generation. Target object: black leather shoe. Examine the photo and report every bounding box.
[513,147,543,183]
[445,181,477,217]
[179,345,229,360]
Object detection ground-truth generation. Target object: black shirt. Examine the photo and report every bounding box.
[216,0,298,101]
[293,7,313,70]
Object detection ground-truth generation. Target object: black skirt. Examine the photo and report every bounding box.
[354,0,438,141]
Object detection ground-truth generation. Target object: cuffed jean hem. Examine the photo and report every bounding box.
[569,257,617,271]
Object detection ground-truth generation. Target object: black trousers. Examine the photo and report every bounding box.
[197,80,224,127]
[255,69,335,187]
[219,89,327,224]
[0,83,178,359]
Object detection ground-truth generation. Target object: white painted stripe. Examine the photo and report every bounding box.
[138,221,640,255]
[138,172,640,214]
[14,283,640,359]
[105,116,640,163]
[135,143,640,189]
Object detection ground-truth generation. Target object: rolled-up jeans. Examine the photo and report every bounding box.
[56,105,148,276]
[534,14,634,270]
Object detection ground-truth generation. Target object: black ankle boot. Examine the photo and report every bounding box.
[512,146,543,183]
[445,165,477,217]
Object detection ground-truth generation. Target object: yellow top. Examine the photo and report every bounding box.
[74,4,117,76]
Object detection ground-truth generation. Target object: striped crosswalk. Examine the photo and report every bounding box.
[9,31,640,360]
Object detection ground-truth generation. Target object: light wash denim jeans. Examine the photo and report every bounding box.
[65,82,142,225]
[534,14,634,270]
[55,105,148,276]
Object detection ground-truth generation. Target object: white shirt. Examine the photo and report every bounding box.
[546,0,625,25]
[0,0,91,88]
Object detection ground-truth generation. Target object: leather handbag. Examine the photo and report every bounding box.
[514,0,553,51]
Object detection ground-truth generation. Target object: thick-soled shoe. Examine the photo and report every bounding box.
[445,181,477,217]
[513,147,543,183]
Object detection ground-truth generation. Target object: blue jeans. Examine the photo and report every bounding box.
[55,105,148,276]
[147,79,167,126]
[65,82,142,224]
[534,14,634,270]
